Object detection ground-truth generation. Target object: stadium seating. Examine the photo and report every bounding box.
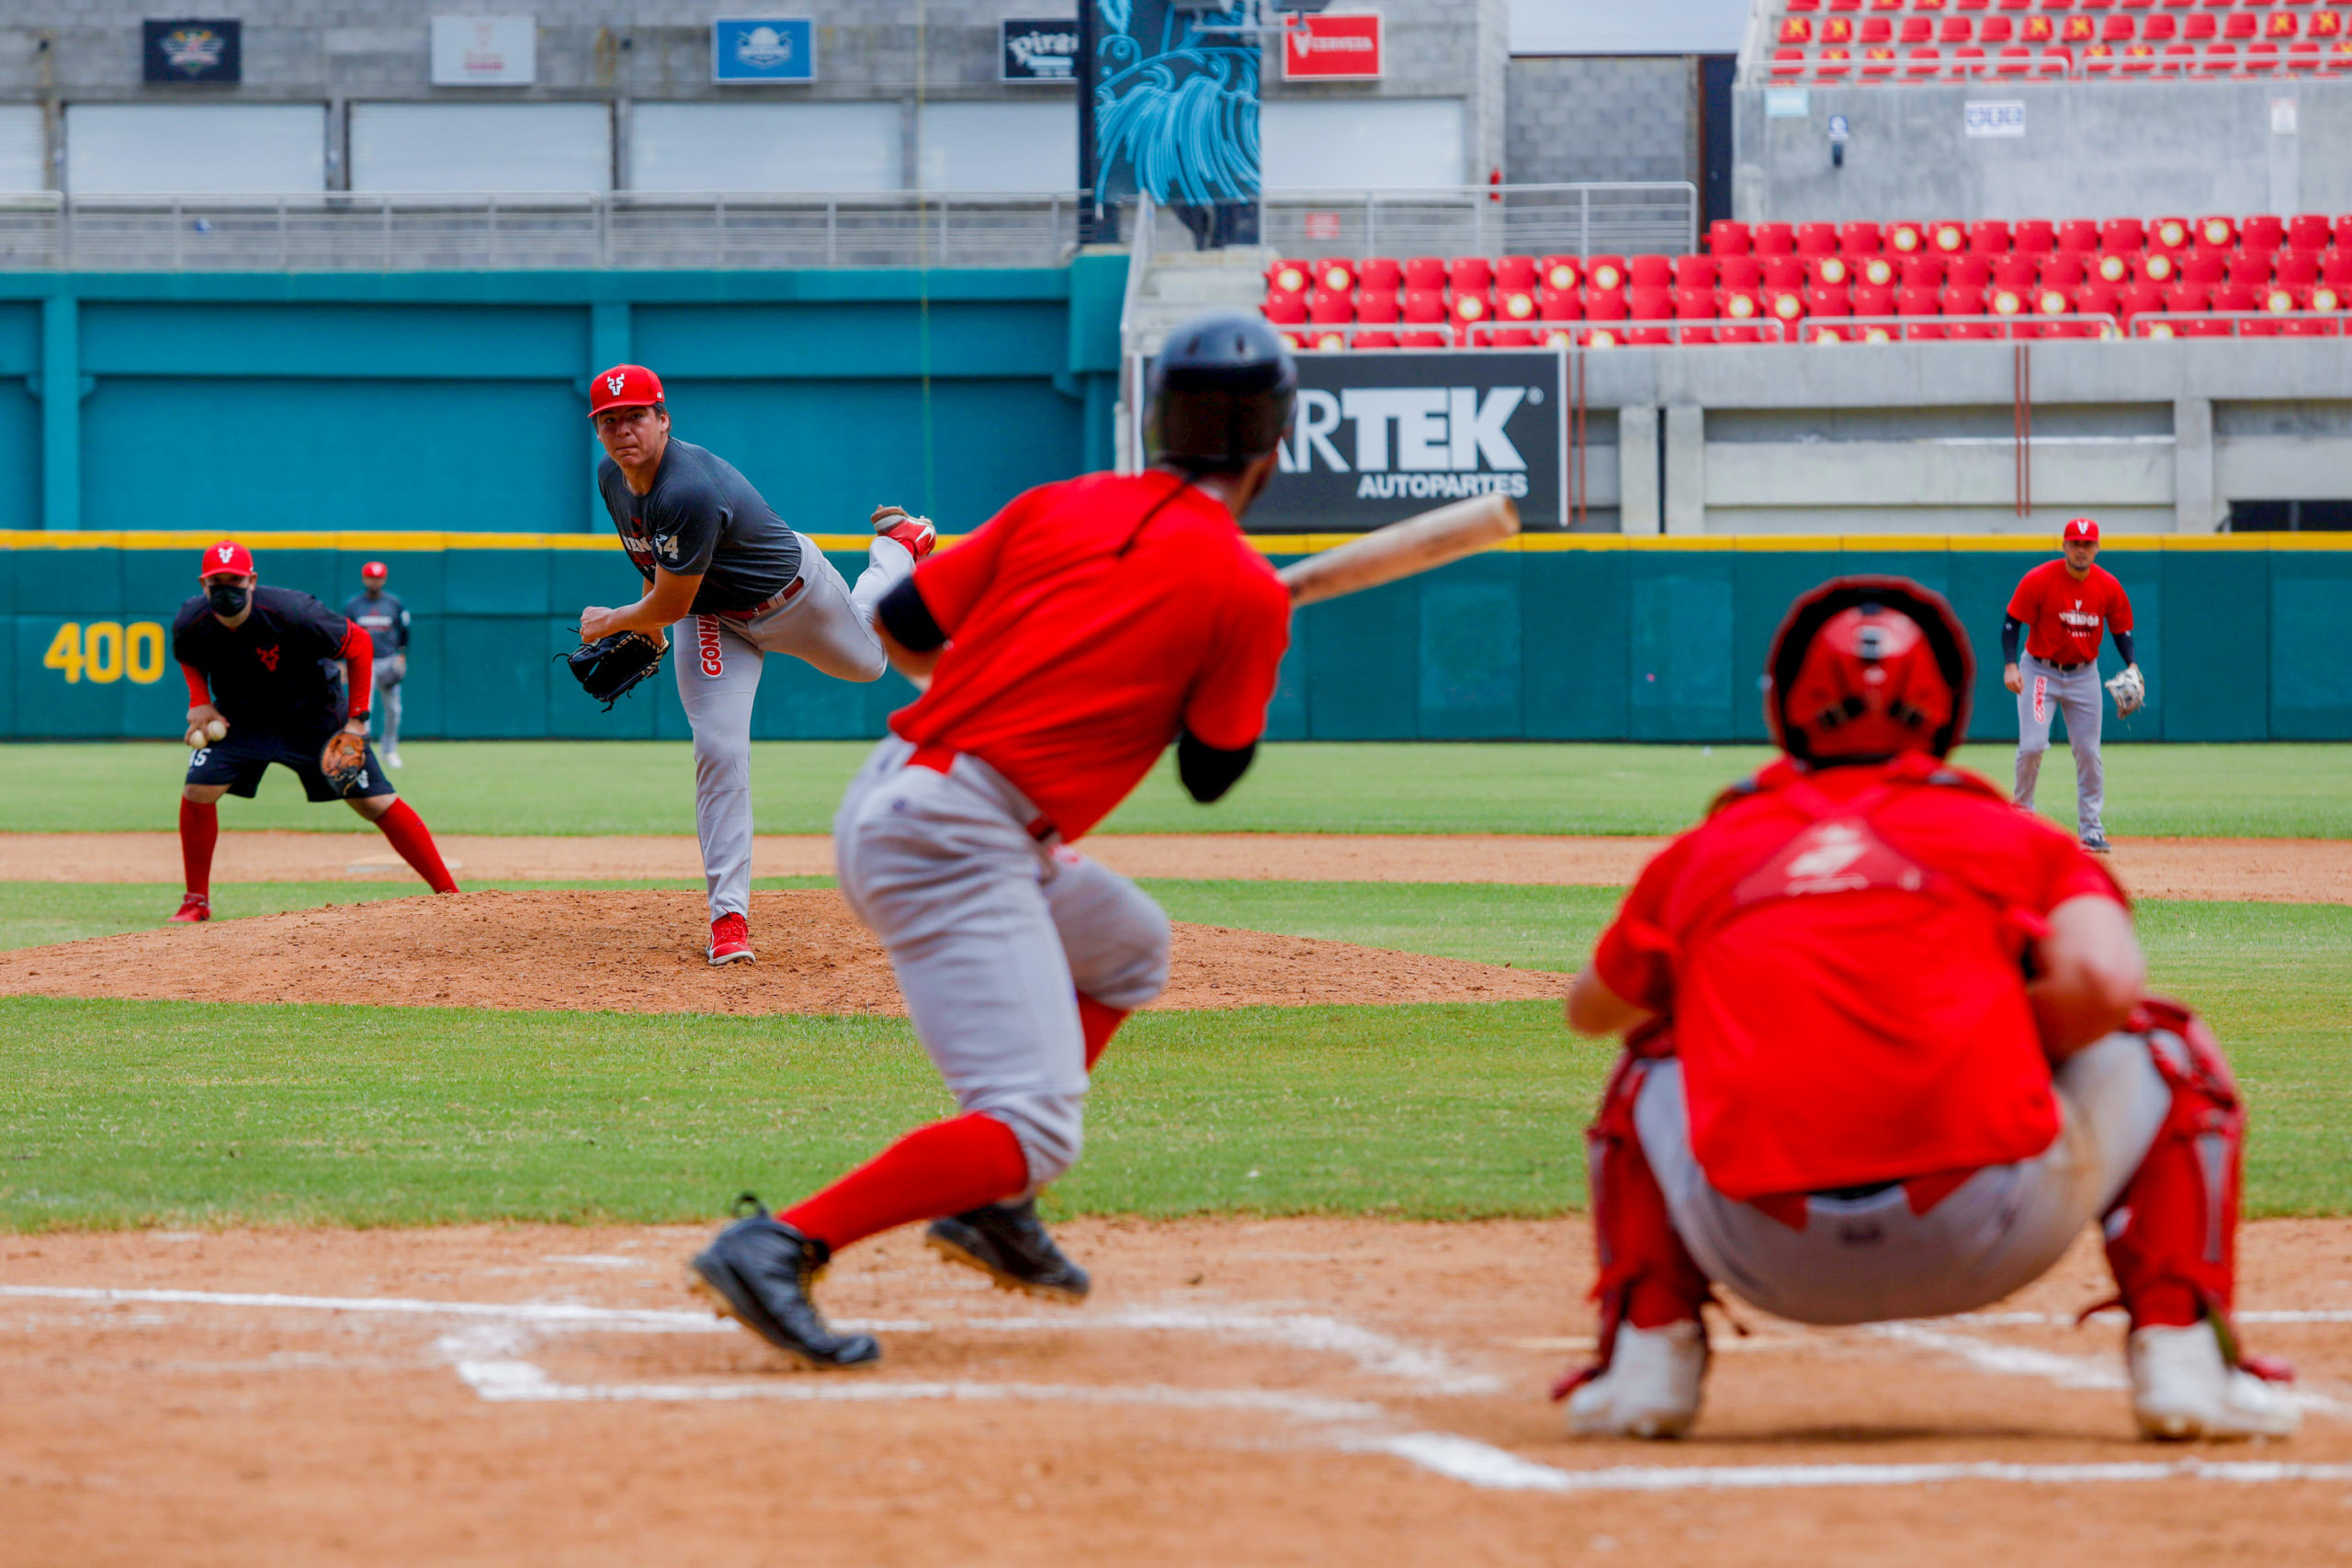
[1761,0,2352,76]
[1259,209,2348,348]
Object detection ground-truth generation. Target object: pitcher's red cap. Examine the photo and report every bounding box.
[590,364,663,417]
[198,539,254,579]
[2064,516,2099,544]
[361,559,388,581]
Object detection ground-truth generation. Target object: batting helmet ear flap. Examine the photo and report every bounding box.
[1764,575,1975,761]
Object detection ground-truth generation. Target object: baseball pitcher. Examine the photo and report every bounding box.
[686,312,1297,1369]
[344,559,411,768]
[172,539,458,923]
[1558,577,2293,1443]
[576,364,936,965]
[2003,516,2142,853]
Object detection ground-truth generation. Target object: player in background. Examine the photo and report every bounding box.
[1557,577,2292,1443]
[2003,517,2142,853]
[173,540,458,922]
[685,312,1297,1369]
[580,364,936,966]
[344,559,410,768]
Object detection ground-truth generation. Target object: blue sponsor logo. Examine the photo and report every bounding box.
[713,17,816,82]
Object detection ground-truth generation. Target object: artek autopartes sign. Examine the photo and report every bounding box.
[1261,351,1566,531]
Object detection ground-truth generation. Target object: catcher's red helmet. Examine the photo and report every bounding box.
[1764,576,1974,762]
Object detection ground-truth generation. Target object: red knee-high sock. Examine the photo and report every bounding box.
[374,799,458,893]
[783,1112,1029,1253]
[1080,995,1129,1072]
[178,798,218,898]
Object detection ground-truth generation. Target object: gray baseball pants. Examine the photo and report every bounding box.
[1631,1032,2174,1325]
[674,534,915,922]
[370,653,405,755]
[832,734,1171,1191]
[2014,652,2106,836]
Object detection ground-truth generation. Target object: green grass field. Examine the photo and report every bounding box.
[6,739,2348,837]
[3,880,2344,1229]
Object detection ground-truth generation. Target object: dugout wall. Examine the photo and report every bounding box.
[3,533,2345,743]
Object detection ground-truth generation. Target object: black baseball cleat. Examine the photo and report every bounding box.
[2081,829,2112,854]
[688,1195,880,1370]
[925,1199,1091,1303]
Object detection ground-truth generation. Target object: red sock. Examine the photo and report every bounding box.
[374,799,458,893]
[1080,995,1129,1072]
[783,1112,1029,1253]
[178,798,218,898]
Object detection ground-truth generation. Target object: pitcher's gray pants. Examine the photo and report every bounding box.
[833,735,1171,1191]
[370,654,405,756]
[675,534,914,922]
[1633,1033,2173,1325]
[2014,652,2107,836]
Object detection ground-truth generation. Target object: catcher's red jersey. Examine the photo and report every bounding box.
[893,470,1291,841]
[2007,559,2132,666]
[1592,755,2123,1200]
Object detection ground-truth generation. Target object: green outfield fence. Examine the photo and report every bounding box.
[6,531,2347,744]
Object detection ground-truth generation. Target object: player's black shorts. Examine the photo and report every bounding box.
[185,729,391,804]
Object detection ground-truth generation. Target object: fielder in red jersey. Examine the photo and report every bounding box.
[2000,518,2143,852]
[686,313,1297,1370]
[1557,576,2295,1444]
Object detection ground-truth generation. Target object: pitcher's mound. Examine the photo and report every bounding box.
[0,889,1562,1016]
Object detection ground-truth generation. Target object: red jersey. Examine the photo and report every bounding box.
[1591,755,2124,1200]
[2007,558,2132,666]
[893,470,1292,840]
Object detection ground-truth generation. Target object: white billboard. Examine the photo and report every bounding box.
[431,16,537,85]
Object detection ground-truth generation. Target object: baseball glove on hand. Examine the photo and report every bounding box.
[2106,665,2147,716]
[564,630,665,711]
[320,730,370,795]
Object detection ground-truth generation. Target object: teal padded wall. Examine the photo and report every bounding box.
[6,538,2345,741]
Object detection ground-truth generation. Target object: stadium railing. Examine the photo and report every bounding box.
[1260,184,1699,265]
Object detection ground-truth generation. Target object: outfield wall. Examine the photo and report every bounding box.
[7,533,2346,745]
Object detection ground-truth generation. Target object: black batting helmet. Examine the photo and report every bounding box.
[1764,575,1975,763]
[1147,311,1297,474]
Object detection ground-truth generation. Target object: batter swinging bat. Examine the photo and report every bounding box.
[1275,494,1521,606]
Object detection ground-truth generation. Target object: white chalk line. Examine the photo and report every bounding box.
[1872,1321,2352,1421]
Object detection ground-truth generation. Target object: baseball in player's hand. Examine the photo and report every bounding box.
[579,605,618,642]
[2003,662,2023,694]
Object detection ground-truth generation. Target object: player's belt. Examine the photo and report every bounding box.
[714,575,805,620]
[2037,657,2088,672]
[906,744,1058,842]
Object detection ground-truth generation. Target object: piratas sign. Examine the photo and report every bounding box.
[1268,352,1565,530]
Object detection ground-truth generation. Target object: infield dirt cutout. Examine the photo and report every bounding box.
[4,1217,2347,1567]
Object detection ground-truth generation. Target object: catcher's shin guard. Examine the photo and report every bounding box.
[2099,1000,2248,1335]
[1555,1053,1713,1406]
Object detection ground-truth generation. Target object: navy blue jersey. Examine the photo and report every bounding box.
[343,590,410,656]
[596,438,803,615]
[174,585,354,738]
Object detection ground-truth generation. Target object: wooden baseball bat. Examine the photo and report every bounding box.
[1275,493,1521,606]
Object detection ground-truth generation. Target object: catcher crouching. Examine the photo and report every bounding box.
[170,539,458,921]
[1558,576,2296,1443]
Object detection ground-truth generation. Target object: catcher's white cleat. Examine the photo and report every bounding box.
[2128,1322,2301,1441]
[1566,1321,1708,1439]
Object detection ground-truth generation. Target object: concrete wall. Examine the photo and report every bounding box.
[1573,337,2352,536]
[1734,78,2344,224]
[1260,0,1513,186]
[1506,56,1699,186]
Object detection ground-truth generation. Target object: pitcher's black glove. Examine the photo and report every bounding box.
[563,630,664,711]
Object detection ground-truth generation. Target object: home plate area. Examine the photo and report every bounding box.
[6,1217,2349,1564]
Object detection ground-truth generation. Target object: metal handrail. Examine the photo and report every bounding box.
[1261,182,1699,259]
[2129,310,2350,337]
[1798,311,2124,341]
[1115,191,1157,475]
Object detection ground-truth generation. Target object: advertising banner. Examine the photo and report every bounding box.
[430,17,536,85]
[143,18,241,84]
[1281,13,1384,81]
[1002,17,1081,82]
[1136,350,1566,532]
[713,17,816,83]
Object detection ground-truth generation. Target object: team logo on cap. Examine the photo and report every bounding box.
[606,372,628,397]
[217,544,235,565]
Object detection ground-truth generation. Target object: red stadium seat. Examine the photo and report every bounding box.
[1355,288,1401,324]
[2226,253,2274,287]
[2324,250,2352,286]
[1766,288,1810,328]
[2015,219,2056,253]
[1448,256,1493,296]
[1901,17,1935,42]
[1586,288,1627,321]
[1399,330,1449,349]
[1716,254,1762,290]
[1450,286,1494,328]
[2223,11,2256,38]
[1352,331,1399,349]
[2091,248,2135,284]
[1947,254,1995,288]
[2142,14,2177,41]
[2181,12,2216,39]
[1496,255,1538,291]
[1856,253,1901,287]
[2312,280,2345,312]
[2057,219,2100,252]
[1752,223,1796,255]
[1901,254,1946,288]
[1941,16,1978,40]
[2181,246,2229,284]
[1945,286,1996,336]
[1538,254,1583,291]
[2287,212,2332,250]
[1358,256,1403,291]
[1838,221,1883,254]
[1536,285,1584,321]
[1862,17,1895,39]
[1952,42,1991,71]
[1403,256,1446,289]
[1673,254,1718,289]
[1314,258,1357,293]
[2077,280,2123,335]
[1796,223,1838,256]
[1587,254,1629,291]
[1706,220,1751,255]
[1487,328,1539,349]
[1494,285,1539,323]
[2149,215,2192,250]
[2241,213,2286,252]
[1400,286,1448,324]
[1268,258,1312,295]
[1854,282,1899,318]
[1307,328,1349,353]
[1782,15,1817,42]
[1630,254,1675,288]
[1628,285,1674,321]
[1897,285,1946,340]
[1992,254,2039,288]
[1264,288,1307,324]
[1886,220,1928,254]
[1308,287,1353,325]
[1930,220,1969,254]
[1673,287,1718,344]
[1816,45,1856,74]
[1906,46,1946,72]
[1989,280,2030,317]
[2099,216,2146,252]
[1762,254,1808,289]
[2201,41,2239,68]
[1809,254,1852,288]
[2037,253,2085,289]
[2118,282,2165,322]
[2136,250,2179,285]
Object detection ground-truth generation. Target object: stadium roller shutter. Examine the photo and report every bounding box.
[1261,98,1467,191]
[350,103,613,194]
[628,103,904,193]
[64,104,326,195]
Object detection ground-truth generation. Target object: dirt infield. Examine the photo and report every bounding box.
[4,1216,2345,1567]
[0,888,1562,1014]
[5,829,2346,901]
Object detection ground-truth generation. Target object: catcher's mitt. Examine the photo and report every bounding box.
[2105,665,2147,716]
[564,630,664,711]
[320,729,370,795]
